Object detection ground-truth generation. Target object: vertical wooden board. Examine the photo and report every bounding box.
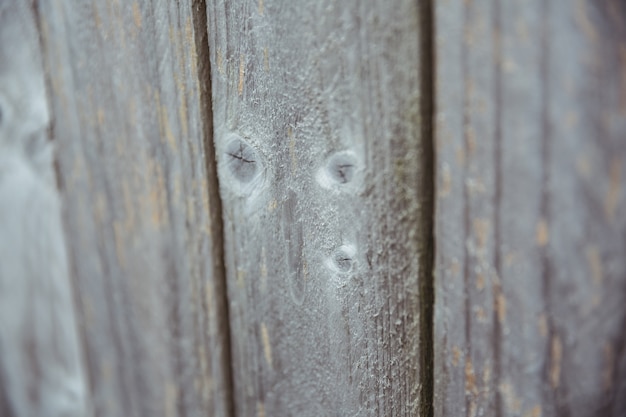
[543,2,626,415]
[207,0,429,415]
[37,1,232,416]
[0,3,89,416]
[432,1,466,416]
[434,0,626,416]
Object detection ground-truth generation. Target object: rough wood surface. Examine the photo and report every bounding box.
[433,1,626,416]
[36,1,232,416]
[0,3,89,416]
[206,0,430,415]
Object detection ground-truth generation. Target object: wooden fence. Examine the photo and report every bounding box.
[0,1,624,416]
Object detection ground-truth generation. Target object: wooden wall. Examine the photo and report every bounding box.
[39,0,233,416]
[0,3,89,416]
[0,1,624,416]
[206,0,432,415]
[2,2,231,416]
[434,1,626,416]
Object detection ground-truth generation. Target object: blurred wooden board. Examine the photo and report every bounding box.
[36,1,232,416]
[433,1,626,416]
[0,3,89,416]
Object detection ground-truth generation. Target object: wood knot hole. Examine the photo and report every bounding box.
[332,245,356,273]
[327,153,357,184]
[225,136,259,183]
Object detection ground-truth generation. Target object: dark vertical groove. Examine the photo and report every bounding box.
[418,0,435,416]
[31,0,65,193]
[491,0,503,416]
[191,2,235,417]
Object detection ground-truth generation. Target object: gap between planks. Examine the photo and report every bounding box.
[418,0,436,416]
[191,1,236,416]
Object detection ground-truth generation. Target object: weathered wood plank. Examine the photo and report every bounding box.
[434,1,626,416]
[0,3,89,416]
[36,1,232,416]
[206,0,430,415]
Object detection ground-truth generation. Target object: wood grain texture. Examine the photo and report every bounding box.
[433,1,626,416]
[0,3,89,416]
[36,1,232,416]
[206,0,430,415]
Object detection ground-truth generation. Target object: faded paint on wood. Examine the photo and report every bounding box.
[0,3,89,417]
[434,1,626,416]
[206,0,430,415]
[36,1,232,416]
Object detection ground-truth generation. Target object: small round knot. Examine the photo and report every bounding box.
[224,135,260,183]
[331,245,356,273]
[316,151,361,190]
[327,153,357,184]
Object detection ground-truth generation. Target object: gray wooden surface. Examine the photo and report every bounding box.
[2,1,626,416]
[0,3,89,416]
[35,1,232,416]
[433,1,626,416]
[206,0,431,415]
